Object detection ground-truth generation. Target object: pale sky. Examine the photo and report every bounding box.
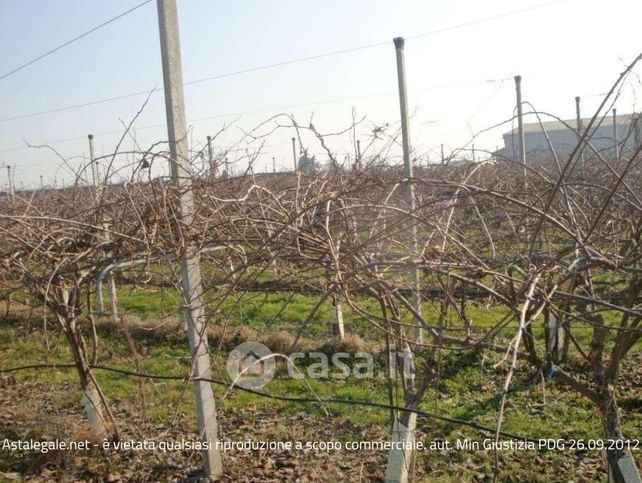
[0,0,641,188]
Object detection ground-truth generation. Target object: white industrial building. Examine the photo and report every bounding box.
[497,113,641,162]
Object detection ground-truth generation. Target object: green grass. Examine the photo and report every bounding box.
[1,289,640,480]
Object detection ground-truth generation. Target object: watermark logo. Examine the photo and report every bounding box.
[227,341,414,388]
[226,341,276,389]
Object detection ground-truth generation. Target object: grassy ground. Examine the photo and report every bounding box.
[0,288,640,482]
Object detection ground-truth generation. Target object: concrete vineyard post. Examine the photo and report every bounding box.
[393,36,422,345]
[156,0,223,477]
[575,96,585,171]
[386,36,421,483]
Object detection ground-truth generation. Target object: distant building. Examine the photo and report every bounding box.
[497,113,641,162]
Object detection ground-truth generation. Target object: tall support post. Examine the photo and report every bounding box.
[40,175,44,189]
[514,75,527,185]
[206,135,216,178]
[7,166,14,200]
[272,156,276,175]
[291,137,297,172]
[514,75,530,248]
[356,139,362,169]
[612,108,619,159]
[386,36,420,483]
[440,143,445,164]
[156,0,223,478]
[393,36,421,344]
[575,96,585,170]
[89,134,118,322]
[472,143,476,163]
[88,134,98,187]
[80,137,110,437]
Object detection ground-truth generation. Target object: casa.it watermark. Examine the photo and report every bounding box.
[226,341,414,389]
